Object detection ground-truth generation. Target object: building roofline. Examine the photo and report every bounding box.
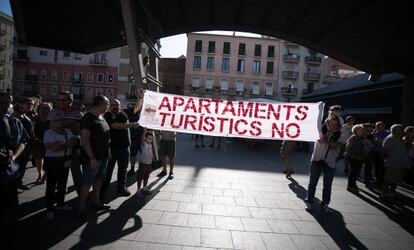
[0,11,14,22]
[186,32,279,42]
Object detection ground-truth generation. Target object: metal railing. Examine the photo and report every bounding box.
[282,71,299,79]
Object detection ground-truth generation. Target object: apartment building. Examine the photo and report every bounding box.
[159,56,186,95]
[0,12,14,93]
[12,45,120,105]
[320,57,364,84]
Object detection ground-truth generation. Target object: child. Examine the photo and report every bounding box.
[43,111,79,219]
[136,131,154,196]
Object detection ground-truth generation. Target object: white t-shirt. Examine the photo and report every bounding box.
[311,130,347,169]
[43,129,74,158]
[140,142,153,164]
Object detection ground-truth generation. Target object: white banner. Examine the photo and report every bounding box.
[139,91,324,142]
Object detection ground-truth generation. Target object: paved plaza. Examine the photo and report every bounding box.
[4,135,414,249]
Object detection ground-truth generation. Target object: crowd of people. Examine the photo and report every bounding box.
[0,90,177,231]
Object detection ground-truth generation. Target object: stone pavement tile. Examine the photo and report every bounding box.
[161,185,186,193]
[215,216,244,230]
[133,224,171,244]
[248,207,276,219]
[145,242,183,250]
[226,206,251,217]
[192,194,214,204]
[292,221,329,236]
[260,233,298,250]
[152,200,180,212]
[271,208,301,220]
[255,198,279,208]
[154,191,173,200]
[137,209,163,224]
[235,197,258,207]
[200,229,233,249]
[171,193,193,202]
[159,211,189,226]
[318,236,340,250]
[188,214,216,229]
[204,188,223,196]
[213,196,235,206]
[346,224,393,240]
[109,240,147,250]
[203,204,227,216]
[231,231,267,250]
[190,182,212,188]
[379,226,414,247]
[292,209,317,221]
[204,204,250,217]
[242,190,264,198]
[291,235,329,250]
[222,189,243,197]
[241,218,272,233]
[48,235,84,250]
[183,247,216,250]
[178,202,202,214]
[359,239,400,250]
[211,182,231,189]
[167,226,201,246]
[184,187,205,195]
[276,200,303,209]
[266,219,301,234]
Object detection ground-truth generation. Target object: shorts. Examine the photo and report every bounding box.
[384,167,407,184]
[136,163,152,181]
[159,140,176,158]
[81,158,108,185]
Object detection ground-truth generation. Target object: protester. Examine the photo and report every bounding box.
[43,110,78,219]
[101,99,139,201]
[127,90,144,176]
[57,91,83,195]
[345,124,367,193]
[0,93,28,232]
[78,96,111,219]
[380,124,410,199]
[342,116,355,172]
[305,115,345,214]
[32,102,53,184]
[371,121,389,187]
[280,140,297,177]
[157,130,177,180]
[328,105,344,125]
[363,123,375,188]
[136,131,154,196]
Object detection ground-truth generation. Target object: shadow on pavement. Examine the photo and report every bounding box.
[288,177,368,250]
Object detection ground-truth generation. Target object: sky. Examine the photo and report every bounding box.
[1,1,261,58]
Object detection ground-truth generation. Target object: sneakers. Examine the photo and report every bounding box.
[168,173,174,180]
[321,204,333,215]
[46,211,55,220]
[305,202,313,212]
[157,170,167,178]
[56,205,73,211]
[117,188,131,197]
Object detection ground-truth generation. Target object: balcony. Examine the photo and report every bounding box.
[284,41,300,47]
[303,72,321,81]
[72,79,84,85]
[305,56,322,64]
[283,54,300,63]
[227,87,236,95]
[281,87,298,96]
[25,74,38,82]
[250,89,261,96]
[282,71,299,79]
[89,58,107,66]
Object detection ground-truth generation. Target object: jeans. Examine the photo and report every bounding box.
[45,158,70,211]
[348,158,364,188]
[101,146,130,199]
[306,161,335,205]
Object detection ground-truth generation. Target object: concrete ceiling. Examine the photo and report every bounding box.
[11,0,414,74]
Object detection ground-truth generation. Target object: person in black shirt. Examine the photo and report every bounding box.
[78,95,110,219]
[101,99,139,200]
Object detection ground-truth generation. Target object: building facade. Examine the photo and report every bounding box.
[320,57,364,84]
[0,12,14,93]
[12,45,120,105]
[159,56,186,95]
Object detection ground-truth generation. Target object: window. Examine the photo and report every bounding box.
[97,73,104,83]
[86,87,92,97]
[108,74,114,82]
[106,89,113,98]
[266,62,274,74]
[207,57,215,70]
[223,42,230,54]
[39,85,47,95]
[40,70,47,80]
[73,72,82,84]
[96,88,103,96]
[254,44,262,57]
[238,43,246,55]
[28,68,37,75]
[205,78,213,90]
[17,68,25,79]
[63,71,69,81]
[63,51,70,57]
[51,70,58,80]
[208,41,215,53]
[221,58,230,72]
[220,79,228,91]
[74,53,82,60]
[267,45,275,58]
[87,72,93,82]
[39,50,47,56]
[195,40,202,52]
[307,82,314,92]
[237,59,245,73]
[192,77,201,88]
[236,80,244,93]
[252,81,260,95]
[51,85,57,95]
[253,60,261,74]
[17,49,28,59]
[265,82,273,96]
[193,56,201,70]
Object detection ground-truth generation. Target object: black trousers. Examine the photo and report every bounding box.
[44,157,70,211]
